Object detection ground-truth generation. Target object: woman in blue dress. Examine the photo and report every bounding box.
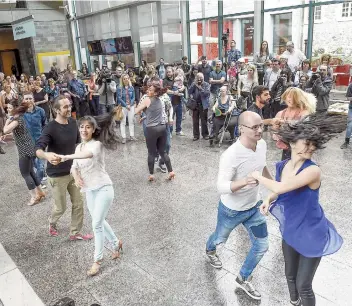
[251,114,344,306]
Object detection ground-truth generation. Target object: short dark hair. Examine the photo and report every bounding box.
[272,59,280,64]
[252,85,269,100]
[201,56,207,60]
[231,40,236,44]
[182,56,187,60]
[53,95,68,111]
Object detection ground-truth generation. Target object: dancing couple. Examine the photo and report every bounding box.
[206,111,343,306]
[36,95,122,276]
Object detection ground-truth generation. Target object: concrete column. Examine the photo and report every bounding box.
[156,1,164,61]
[253,0,264,57]
[180,0,188,59]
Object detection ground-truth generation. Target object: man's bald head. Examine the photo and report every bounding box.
[238,111,262,126]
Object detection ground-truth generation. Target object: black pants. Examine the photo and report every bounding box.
[39,102,50,122]
[19,156,41,190]
[258,71,264,85]
[192,105,209,138]
[72,96,90,118]
[282,240,321,306]
[213,115,238,140]
[146,125,172,175]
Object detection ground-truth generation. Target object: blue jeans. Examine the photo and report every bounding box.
[34,157,45,182]
[170,103,183,134]
[85,185,119,262]
[346,108,352,139]
[206,200,269,280]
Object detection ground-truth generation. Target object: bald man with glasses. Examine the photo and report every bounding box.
[206,111,273,301]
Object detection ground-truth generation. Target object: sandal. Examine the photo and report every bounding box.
[87,261,101,277]
[112,240,123,260]
[27,196,41,206]
[167,172,175,180]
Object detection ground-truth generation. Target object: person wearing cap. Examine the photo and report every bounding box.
[282,41,306,75]
[197,56,212,83]
[227,40,242,67]
[237,58,248,77]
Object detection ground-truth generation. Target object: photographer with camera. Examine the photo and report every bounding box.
[305,65,332,114]
[269,68,293,118]
[97,67,117,115]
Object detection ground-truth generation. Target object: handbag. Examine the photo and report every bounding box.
[186,97,198,111]
[114,105,124,121]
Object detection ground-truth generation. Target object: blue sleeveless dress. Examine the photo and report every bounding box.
[270,159,343,258]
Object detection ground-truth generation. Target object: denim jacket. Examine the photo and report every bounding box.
[23,106,46,143]
[116,86,135,107]
[188,81,211,109]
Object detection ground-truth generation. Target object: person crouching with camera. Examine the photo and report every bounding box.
[97,69,117,115]
[305,65,332,114]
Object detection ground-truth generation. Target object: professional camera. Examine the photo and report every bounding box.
[97,65,111,86]
[311,72,322,81]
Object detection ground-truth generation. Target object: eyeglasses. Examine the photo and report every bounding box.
[241,123,264,131]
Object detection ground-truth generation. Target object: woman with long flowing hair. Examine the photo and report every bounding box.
[272,87,316,160]
[252,113,344,306]
[254,40,273,85]
[57,110,122,276]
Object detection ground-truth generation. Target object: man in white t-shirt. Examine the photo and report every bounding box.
[206,111,273,301]
[282,41,306,75]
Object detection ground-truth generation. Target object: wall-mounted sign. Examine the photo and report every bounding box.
[12,15,36,41]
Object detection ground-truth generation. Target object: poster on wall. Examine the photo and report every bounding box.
[101,39,117,55]
[87,41,103,55]
[115,36,134,54]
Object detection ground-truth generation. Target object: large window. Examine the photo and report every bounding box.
[342,2,352,17]
[242,17,254,56]
[273,13,292,55]
[161,1,182,63]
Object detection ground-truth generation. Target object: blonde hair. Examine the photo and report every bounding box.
[281,87,316,114]
[247,64,258,84]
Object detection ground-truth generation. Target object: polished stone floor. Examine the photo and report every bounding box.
[0,116,351,306]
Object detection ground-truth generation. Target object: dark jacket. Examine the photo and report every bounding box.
[306,76,332,111]
[188,81,211,109]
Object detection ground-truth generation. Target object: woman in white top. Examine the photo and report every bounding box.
[237,64,259,108]
[58,111,122,277]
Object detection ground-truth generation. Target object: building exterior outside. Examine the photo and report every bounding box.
[0,0,69,76]
[71,0,352,73]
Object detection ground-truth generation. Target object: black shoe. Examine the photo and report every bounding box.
[341,142,349,149]
[214,137,220,144]
[290,297,302,305]
[235,275,261,300]
[0,146,5,154]
[193,137,199,141]
[203,136,209,140]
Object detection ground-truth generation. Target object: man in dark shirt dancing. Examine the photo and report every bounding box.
[36,95,93,240]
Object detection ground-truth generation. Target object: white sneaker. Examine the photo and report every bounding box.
[176,131,185,136]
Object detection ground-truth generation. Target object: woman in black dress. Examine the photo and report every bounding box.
[3,100,45,206]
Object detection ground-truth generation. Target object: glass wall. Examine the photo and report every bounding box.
[161,1,182,63]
